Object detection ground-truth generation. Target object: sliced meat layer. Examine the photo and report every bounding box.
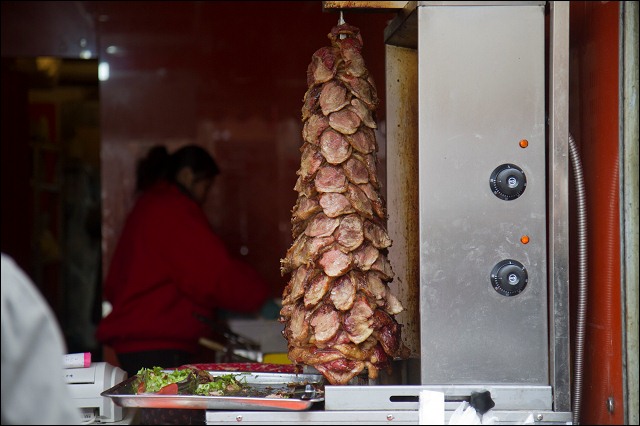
[319,80,351,115]
[294,175,317,199]
[359,183,385,218]
[352,243,379,270]
[279,302,293,319]
[288,346,344,365]
[347,127,376,155]
[315,165,348,193]
[340,38,367,78]
[289,303,310,346]
[281,233,335,275]
[350,98,377,128]
[320,129,352,165]
[303,114,330,145]
[343,294,374,344]
[307,46,340,87]
[304,272,333,308]
[305,235,335,260]
[333,336,377,361]
[370,253,394,280]
[335,214,364,252]
[343,156,369,185]
[298,143,324,181]
[311,303,341,344]
[357,271,387,302]
[291,195,322,224]
[315,358,366,386]
[281,233,307,275]
[319,247,352,277]
[364,219,392,249]
[319,192,356,218]
[372,309,403,357]
[347,183,373,218]
[328,108,361,135]
[305,212,341,238]
[330,273,357,311]
[302,85,322,122]
[283,264,313,305]
[339,74,378,109]
[383,288,404,315]
[359,153,380,188]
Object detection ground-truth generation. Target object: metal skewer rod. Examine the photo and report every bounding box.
[338,11,346,39]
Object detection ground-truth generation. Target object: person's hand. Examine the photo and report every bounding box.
[259,298,281,320]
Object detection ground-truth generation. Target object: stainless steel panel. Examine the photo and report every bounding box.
[205,409,572,425]
[621,2,640,423]
[206,410,419,425]
[324,385,552,411]
[384,2,546,49]
[417,4,548,384]
[547,1,571,412]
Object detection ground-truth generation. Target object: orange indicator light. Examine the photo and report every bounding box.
[520,235,530,244]
[519,139,529,148]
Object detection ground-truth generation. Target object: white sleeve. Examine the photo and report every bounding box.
[1,254,81,425]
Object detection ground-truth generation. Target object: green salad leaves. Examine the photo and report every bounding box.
[135,366,247,396]
[194,374,245,396]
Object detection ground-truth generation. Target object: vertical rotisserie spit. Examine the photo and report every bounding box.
[280,23,408,386]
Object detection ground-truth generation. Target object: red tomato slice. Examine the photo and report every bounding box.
[156,383,179,395]
[137,381,146,394]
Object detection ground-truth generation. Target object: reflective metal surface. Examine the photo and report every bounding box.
[548,0,571,412]
[102,371,324,411]
[416,2,549,385]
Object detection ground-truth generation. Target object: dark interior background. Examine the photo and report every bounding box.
[1,0,393,357]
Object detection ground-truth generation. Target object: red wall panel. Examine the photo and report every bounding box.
[89,1,393,299]
[569,2,623,424]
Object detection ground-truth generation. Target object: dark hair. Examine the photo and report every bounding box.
[135,144,220,192]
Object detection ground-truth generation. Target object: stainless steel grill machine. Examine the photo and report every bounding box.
[206,1,574,423]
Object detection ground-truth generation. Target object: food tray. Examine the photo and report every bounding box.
[101,371,325,411]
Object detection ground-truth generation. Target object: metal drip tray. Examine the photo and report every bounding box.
[102,371,325,411]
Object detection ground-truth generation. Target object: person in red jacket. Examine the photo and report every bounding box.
[95,144,270,377]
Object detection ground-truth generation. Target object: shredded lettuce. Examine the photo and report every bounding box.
[136,366,193,393]
[195,373,246,396]
[136,367,246,396]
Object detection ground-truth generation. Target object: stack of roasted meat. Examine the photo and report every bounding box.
[280,23,408,386]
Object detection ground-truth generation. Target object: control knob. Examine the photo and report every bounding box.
[490,164,527,200]
[490,259,528,296]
